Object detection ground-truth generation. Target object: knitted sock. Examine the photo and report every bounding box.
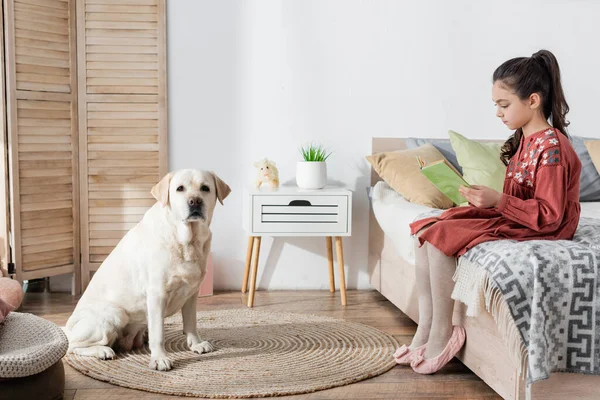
[424,242,457,359]
[409,238,433,349]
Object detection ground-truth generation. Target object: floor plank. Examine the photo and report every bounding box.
[63,389,77,400]
[19,290,501,399]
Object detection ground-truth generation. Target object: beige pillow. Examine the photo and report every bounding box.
[585,141,600,173]
[366,143,454,209]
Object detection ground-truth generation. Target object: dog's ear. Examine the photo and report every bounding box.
[151,172,173,207]
[212,172,231,205]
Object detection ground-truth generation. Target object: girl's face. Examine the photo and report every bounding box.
[492,81,537,131]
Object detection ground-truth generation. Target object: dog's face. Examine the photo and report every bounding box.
[151,169,231,224]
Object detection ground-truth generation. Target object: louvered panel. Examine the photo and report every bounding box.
[0,2,9,277]
[14,2,69,18]
[4,0,79,288]
[88,190,154,198]
[24,255,73,271]
[89,206,151,215]
[85,104,160,267]
[22,216,73,229]
[17,0,68,11]
[89,230,131,238]
[86,0,158,4]
[21,208,73,221]
[84,0,159,95]
[78,0,166,287]
[13,0,71,93]
[22,247,73,271]
[89,215,144,223]
[16,99,75,270]
[22,225,73,237]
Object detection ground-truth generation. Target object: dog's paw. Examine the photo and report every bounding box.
[149,356,173,371]
[96,346,116,360]
[190,340,215,354]
[72,345,115,360]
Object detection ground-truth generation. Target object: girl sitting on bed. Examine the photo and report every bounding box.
[393,49,582,374]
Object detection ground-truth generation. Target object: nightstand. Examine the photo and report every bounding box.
[242,185,353,307]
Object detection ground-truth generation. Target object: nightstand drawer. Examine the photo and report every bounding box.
[252,195,349,234]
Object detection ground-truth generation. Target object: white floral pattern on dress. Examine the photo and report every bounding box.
[509,129,561,188]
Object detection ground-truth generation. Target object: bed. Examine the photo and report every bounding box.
[368,137,600,400]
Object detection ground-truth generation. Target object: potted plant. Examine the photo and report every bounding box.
[296,143,331,189]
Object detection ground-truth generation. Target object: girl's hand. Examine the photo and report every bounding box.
[458,185,502,208]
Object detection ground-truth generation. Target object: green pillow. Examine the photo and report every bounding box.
[448,130,506,192]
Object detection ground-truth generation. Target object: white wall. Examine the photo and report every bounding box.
[166,0,600,291]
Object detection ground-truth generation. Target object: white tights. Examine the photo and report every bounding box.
[410,230,457,359]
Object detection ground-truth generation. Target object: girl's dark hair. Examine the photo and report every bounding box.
[493,49,570,165]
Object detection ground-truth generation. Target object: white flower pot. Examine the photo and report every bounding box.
[296,161,327,189]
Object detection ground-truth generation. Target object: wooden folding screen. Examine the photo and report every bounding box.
[1,0,167,292]
[3,0,80,292]
[77,0,167,289]
[0,2,9,277]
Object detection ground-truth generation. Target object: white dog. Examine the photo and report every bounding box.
[66,169,230,371]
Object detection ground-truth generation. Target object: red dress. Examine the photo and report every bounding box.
[409,127,582,257]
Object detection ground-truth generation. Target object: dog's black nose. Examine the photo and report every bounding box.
[188,197,202,208]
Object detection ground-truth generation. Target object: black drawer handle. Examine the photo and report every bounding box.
[288,200,312,207]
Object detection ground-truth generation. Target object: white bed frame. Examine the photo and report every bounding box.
[368,137,600,400]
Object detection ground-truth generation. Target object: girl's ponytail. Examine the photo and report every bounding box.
[531,50,570,136]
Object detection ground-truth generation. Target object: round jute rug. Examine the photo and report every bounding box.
[65,309,399,398]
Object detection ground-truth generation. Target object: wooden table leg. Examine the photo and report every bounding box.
[248,236,262,307]
[326,236,335,292]
[242,236,254,293]
[335,236,347,306]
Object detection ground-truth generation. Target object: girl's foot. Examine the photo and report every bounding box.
[393,343,427,365]
[410,326,466,374]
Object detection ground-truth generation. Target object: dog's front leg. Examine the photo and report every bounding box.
[182,294,215,354]
[147,291,172,371]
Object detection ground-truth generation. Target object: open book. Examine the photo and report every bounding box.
[416,156,471,206]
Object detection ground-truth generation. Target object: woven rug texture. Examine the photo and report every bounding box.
[65,309,399,398]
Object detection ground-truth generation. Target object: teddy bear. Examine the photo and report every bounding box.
[254,158,280,188]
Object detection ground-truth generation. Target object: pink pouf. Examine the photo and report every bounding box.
[0,277,24,321]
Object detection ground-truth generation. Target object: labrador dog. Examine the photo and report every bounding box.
[66,169,230,371]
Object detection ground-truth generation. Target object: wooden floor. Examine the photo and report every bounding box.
[19,290,501,400]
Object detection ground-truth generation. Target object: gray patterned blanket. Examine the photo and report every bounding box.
[415,213,600,384]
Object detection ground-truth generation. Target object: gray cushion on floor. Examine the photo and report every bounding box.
[0,312,68,378]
